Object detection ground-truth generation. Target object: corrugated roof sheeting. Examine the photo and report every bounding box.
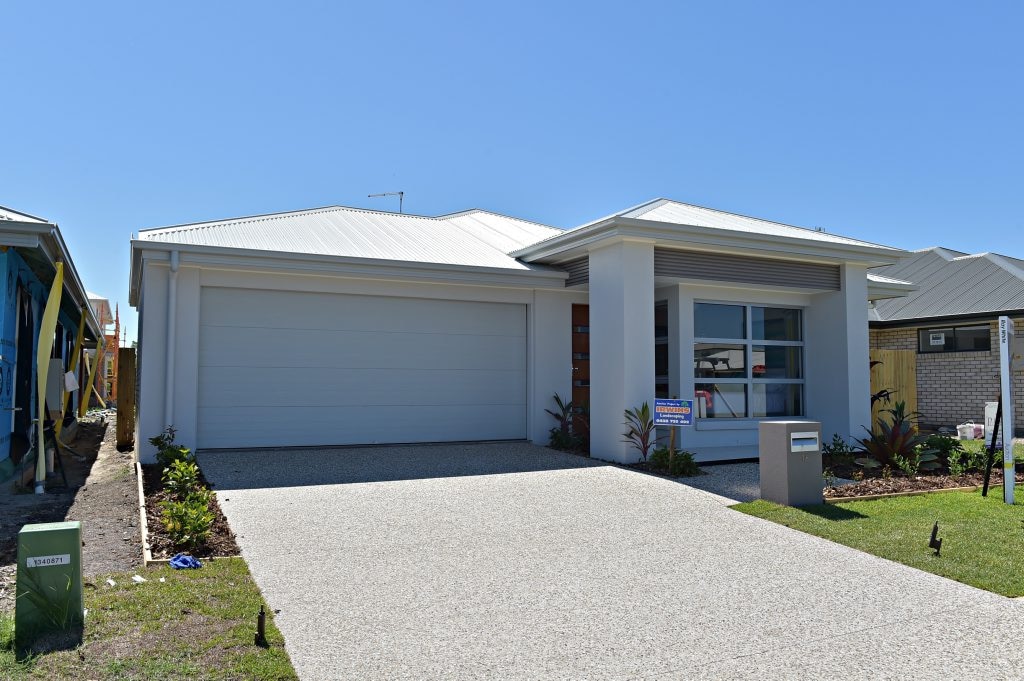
[624,199,898,250]
[141,206,564,271]
[871,248,1024,322]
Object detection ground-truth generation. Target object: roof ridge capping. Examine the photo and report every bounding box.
[978,252,1024,280]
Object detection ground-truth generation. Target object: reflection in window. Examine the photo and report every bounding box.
[694,303,804,419]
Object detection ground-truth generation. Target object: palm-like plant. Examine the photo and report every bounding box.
[855,401,936,469]
[623,402,657,463]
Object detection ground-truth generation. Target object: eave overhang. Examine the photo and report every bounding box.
[0,220,102,342]
[129,239,569,307]
[511,216,905,268]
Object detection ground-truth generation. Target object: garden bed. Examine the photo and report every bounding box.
[825,470,1024,499]
[138,462,239,562]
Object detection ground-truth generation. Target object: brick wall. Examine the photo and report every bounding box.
[869,319,1024,435]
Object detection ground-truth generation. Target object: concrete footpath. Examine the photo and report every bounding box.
[200,444,1024,680]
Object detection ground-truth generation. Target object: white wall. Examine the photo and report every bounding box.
[588,240,655,463]
[804,264,871,444]
[135,256,573,462]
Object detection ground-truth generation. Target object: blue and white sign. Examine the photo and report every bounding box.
[654,399,694,426]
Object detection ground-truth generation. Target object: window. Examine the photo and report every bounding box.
[917,325,991,353]
[694,303,804,419]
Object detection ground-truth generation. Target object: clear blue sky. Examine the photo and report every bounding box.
[3,2,1022,342]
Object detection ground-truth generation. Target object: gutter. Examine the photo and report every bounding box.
[870,309,1024,329]
[129,240,569,307]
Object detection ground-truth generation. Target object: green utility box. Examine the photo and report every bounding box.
[15,521,84,649]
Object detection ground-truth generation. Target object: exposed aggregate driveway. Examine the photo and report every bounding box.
[199,443,1024,680]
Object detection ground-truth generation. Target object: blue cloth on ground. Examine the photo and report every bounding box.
[169,553,202,569]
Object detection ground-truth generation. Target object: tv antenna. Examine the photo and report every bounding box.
[368,191,404,214]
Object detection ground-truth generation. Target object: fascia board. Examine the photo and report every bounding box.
[515,217,905,267]
[1,225,101,338]
[131,240,569,299]
[867,281,918,301]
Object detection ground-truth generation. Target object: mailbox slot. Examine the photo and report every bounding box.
[790,431,819,452]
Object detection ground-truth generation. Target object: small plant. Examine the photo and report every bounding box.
[547,394,586,452]
[947,448,968,477]
[822,434,854,457]
[162,459,202,499]
[160,495,215,549]
[668,450,700,477]
[650,445,670,470]
[855,401,931,468]
[148,425,177,451]
[151,425,195,468]
[881,464,893,480]
[623,402,657,463]
[823,467,837,489]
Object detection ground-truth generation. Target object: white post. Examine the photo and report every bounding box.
[998,316,1016,504]
[588,239,655,463]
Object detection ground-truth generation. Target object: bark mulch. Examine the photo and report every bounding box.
[140,464,239,560]
[825,469,1024,498]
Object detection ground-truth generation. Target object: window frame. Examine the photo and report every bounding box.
[916,324,991,354]
[693,302,805,419]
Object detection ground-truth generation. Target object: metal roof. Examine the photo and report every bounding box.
[139,205,564,271]
[621,199,900,251]
[0,205,47,223]
[870,247,1024,323]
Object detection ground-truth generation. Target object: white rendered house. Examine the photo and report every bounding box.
[129,199,912,463]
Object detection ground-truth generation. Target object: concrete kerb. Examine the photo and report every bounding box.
[135,460,240,568]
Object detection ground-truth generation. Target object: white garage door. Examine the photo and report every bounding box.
[196,287,527,449]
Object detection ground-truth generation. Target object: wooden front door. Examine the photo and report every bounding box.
[571,304,590,436]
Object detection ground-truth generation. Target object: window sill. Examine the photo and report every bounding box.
[695,417,804,431]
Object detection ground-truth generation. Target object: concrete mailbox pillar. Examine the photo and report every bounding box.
[15,521,84,649]
[759,421,823,506]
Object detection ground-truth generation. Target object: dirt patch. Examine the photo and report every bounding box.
[0,418,114,615]
[141,464,239,560]
[825,469,1024,498]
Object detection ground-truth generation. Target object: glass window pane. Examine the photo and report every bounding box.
[695,303,745,339]
[751,384,803,417]
[752,307,802,341]
[919,328,955,352]
[954,326,990,351]
[655,343,669,377]
[694,343,746,378]
[752,346,802,379]
[654,302,668,339]
[695,383,747,418]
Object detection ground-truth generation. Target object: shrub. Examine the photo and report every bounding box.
[892,449,940,477]
[623,402,657,463]
[923,434,962,458]
[162,459,202,499]
[150,425,195,468]
[668,450,700,477]
[160,495,214,549]
[855,401,933,468]
[650,446,670,470]
[822,434,854,457]
[947,448,968,477]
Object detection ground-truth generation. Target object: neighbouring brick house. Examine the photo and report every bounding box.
[869,247,1024,435]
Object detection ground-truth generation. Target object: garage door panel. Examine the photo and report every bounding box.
[197,288,527,448]
[198,367,526,408]
[199,325,526,371]
[197,405,527,449]
[202,287,526,337]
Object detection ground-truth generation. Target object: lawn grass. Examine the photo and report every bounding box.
[0,558,296,680]
[734,490,1024,597]
[959,438,1024,462]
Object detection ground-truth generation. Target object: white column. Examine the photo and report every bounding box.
[528,289,573,444]
[588,239,655,463]
[804,264,871,442]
